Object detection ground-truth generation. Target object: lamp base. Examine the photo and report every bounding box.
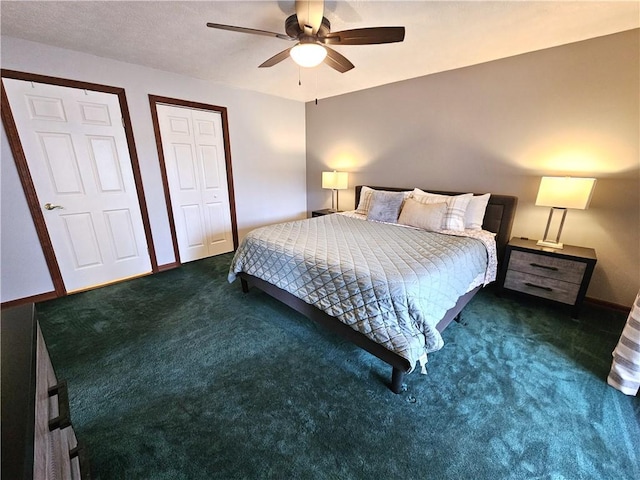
[538,207,567,250]
[536,240,564,249]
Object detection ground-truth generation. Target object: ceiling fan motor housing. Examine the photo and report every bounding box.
[285,14,331,38]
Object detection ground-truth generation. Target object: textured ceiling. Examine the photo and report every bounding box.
[2,1,638,102]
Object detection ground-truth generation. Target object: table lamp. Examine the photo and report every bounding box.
[535,176,596,249]
[322,171,348,212]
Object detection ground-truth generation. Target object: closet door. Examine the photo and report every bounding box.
[3,78,152,292]
[156,104,233,262]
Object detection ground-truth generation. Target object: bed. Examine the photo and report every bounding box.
[229,186,517,393]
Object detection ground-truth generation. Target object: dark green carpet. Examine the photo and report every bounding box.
[37,253,640,479]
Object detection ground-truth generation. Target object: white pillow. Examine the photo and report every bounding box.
[398,198,446,231]
[411,188,472,231]
[465,193,491,230]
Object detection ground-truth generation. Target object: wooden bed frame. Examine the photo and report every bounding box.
[238,186,518,393]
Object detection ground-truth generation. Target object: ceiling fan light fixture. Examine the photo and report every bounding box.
[290,42,327,68]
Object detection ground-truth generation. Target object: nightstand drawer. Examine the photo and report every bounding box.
[504,270,580,305]
[508,250,586,284]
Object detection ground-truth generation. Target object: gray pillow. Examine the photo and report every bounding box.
[367,190,406,223]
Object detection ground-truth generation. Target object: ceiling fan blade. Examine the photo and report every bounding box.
[320,27,405,45]
[295,0,324,35]
[259,48,294,68]
[206,23,295,41]
[323,46,354,73]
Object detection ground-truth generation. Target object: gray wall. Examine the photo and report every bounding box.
[1,36,307,303]
[306,30,639,307]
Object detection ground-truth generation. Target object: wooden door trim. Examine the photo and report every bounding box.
[148,98,181,265]
[1,69,159,300]
[148,95,239,265]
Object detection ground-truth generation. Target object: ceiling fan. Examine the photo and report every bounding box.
[206,0,405,73]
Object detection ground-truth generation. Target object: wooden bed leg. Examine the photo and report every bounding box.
[240,278,249,293]
[390,367,405,394]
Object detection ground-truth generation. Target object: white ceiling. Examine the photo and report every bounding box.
[2,1,638,102]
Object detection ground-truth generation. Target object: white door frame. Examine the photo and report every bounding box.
[149,95,238,266]
[1,69,157,298]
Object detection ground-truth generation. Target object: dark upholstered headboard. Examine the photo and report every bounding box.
[354,186,518,262]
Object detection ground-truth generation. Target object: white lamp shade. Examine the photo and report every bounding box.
[535,177,597,210]
[322,171,348,190]
[290,43,327,68]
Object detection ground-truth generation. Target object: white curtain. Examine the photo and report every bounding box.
[607,289,640,395]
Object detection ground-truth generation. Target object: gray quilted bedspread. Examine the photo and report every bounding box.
[228,214,491,369]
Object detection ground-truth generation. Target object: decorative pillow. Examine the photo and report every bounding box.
[366,190,406,223]
[411,188,472,231]
[355,186,375,215]
[465,193,491,230]
[398,198,446,231]
[356,187,410,215]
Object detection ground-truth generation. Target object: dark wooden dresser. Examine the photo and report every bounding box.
[1,304,90,479]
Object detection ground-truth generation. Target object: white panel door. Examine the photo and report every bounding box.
[3,78,152,292]
[157,104,233,262]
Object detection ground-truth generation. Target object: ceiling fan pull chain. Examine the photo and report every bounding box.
[298,66,302,86]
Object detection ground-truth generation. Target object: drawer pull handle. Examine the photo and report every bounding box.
[48,380,71,431]
[525,282,553,292]
[530,262,558,271]
[70,442,92,480]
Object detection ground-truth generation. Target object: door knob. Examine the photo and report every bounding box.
[44,203,63,210]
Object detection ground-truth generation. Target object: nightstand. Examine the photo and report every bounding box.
[311,209,337,217]
[498,237,597,318]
